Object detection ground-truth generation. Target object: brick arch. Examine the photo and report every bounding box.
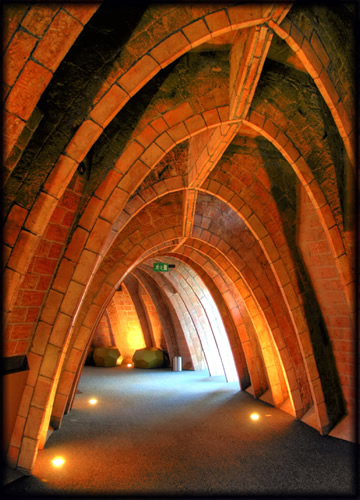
[242,115,353,312]
[177,237,310,416]
[267,16,354,167]
[4,3,353,328]
[3,99,231,319]
[6,79,349,331]
[142,257,238,382]
[3,2,289,309]
[101,173,321,415]
[85,207,312,418]
[139,262,215,373]
[7,201,187,471]
[3,3,100,171]
[131,269,187,361]
[162,252,269,398]
[4,2,273,207]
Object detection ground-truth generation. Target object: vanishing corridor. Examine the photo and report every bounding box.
[3,1,357,493]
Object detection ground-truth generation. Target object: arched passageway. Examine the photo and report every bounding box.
[3,2,356,488]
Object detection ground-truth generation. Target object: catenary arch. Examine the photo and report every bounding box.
[6,112,342,466]
[4,3,353,321]
[56,207,312,414]
[165,253,269,397]
[5,66,352,326]
[56,240,293,430]
[97,168,332,428]
[7,168,332,471]
[4,3,354,474]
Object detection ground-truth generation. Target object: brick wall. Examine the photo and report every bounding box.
[298,184,354,415]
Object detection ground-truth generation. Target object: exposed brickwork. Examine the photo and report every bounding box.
[4,3,355,475]
[4,175,85,357]
[298,185,354,415]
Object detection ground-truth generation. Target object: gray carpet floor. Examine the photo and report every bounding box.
[3,366,358,498]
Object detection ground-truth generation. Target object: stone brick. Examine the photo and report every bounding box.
[3,4,29,48]
[17,436,37,472]
[155,132,175,152]
[100,188,128,223]
[73,249,98,285]
[65,348,83,373]
[73,325,91,351]
[182,19,211,48]
[32,322,52,356]
[8,324,34,340]
[115,141,144,175]
[65,227,89,262]
[150,31,189,69]
[32,257,57,276]
[8,231,39,275]
[3,111,26,158]
[4,60,52,121]
[32,375,52,410]
[4,204,28,247]
[11,415,26,448]
[90,84,129,128]
[135,124,159,149]
[119,55,160,96]
[121,160,149,194]
[167,122,189,143]
[205,9,231,35]
[60,281,85,316]
[32,10,82,73]
[62,4,100,26]
[185,114,207,135]
[21,5,59,37]
[24,192,57,236]
[248,213,267,239]
[140,142,164,168]
[163,102,193,128]
[55,370,73,399]
[49,312,72,347]
[23,405,44,440]
[226,5,266,30]
[150,116,168,134]
[40,290,63,324]
[39,343,62,379]
[66,120,102,163]
[53,259,76,293]
[44,154,78,199]
[4,29,38,87]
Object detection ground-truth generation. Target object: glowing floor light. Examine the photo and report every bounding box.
[51,457,65,467]
[127,363,133,368]
[250,412,260,421]
[89,398,98,405]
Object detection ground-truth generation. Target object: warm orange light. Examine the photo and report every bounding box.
[51,457,65,467]
[89,398,97,405]
[250,413,260,421]
[127,363,132,368]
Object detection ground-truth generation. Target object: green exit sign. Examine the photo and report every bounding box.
[153,262,169,272]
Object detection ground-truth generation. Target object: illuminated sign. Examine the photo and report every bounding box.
[153,262,169,272]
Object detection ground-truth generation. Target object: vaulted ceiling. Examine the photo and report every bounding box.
[3,1,356,474]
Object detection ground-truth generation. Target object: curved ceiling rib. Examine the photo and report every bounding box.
[3,3,355,475]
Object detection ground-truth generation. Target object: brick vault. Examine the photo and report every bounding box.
[3,2,357,474]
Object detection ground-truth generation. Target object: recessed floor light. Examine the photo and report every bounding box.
[51,457,65,467]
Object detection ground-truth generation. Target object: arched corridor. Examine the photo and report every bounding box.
[3,1,357,493]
